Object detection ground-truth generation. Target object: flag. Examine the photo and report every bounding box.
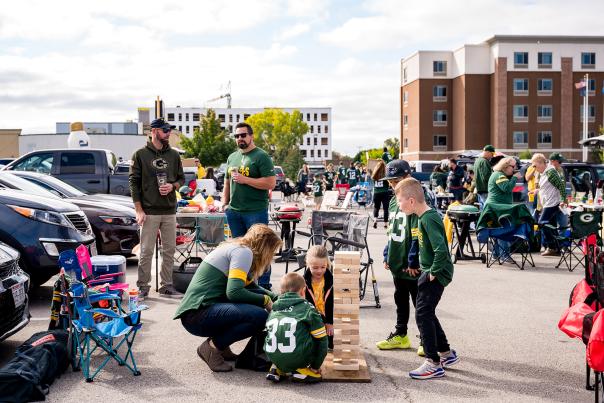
[575,80,586,89]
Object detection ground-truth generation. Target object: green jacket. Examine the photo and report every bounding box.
[129,142,185,215]
[264,292,328,372]
[486,171,517,205]
[418,209,453,287]
[386,197,419,281]
[474,157,492,193]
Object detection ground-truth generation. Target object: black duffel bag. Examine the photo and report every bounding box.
[0,330,69,402]
[173,257,203,293]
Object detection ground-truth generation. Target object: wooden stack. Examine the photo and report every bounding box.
[332,251,361,371]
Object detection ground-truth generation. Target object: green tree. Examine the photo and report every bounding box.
[179,109,236,167]
[518,149,532,160]
[245,108,309,179]
[384,137,400,158]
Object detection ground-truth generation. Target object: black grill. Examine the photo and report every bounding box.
[65,212,91,234]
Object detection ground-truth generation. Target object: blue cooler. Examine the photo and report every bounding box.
[90,255,127,284]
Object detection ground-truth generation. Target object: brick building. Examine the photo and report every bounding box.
[400,35,604,161]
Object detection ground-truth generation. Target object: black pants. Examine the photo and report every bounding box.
[393,277,418,335]
[415,273,450,363]
[373,192,391,222]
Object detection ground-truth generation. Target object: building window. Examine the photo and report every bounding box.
[185,113,189,121]
[186,126,190,133]
[537,105,553,122]
[514,52,529,68]
[513,78,529,95]
[314,113,317,121]
[580,105,596,122]
[218,114,225,123]
[306,113,310,121]
[314,137,318,146]
[403,114,409,127]
[318,150,322,158]
[582,52,596,68]
[588,79,596,95]
[513,131,529,148]
[310,125,314,133]
[321,137,328,145]
[306,137,310,145]
[318,126,321,134]
[433,135,447,151]
[403,67,408,83]
[538,52,552,67]
[193,125,199,132]
[228,115,233,122]
[193,113,200,121]
[325,150,329,159]
[167,113,175,121]
[301,149,307,158]
[433,61,447,76]
[537,78,553,95]
[433,85,447,102]
[178,126,182,132]
[537,131,552,148]
[321,113,328,121]
[310,150,314,158]
[404,138,408,148]
[433,110,447,126]
[403,91,409,104]
[324,125,328,133]
[178,113,182,121]
[513,105,529,122]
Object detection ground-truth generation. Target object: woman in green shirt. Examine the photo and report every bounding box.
[174,224,282,372]
[485,157,522,205]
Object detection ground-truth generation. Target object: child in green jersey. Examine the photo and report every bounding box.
[312,173,325,210]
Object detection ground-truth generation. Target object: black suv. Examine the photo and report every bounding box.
[0,241,30,341]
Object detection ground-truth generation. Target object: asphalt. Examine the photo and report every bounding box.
[0,203,593,402]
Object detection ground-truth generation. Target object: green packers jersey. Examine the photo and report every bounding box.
[386,197,419,280]
[324,171,335,187]
[264,292,328,372]
[312,181,323,197]
[347,168,360,186]
[337,167,347,183]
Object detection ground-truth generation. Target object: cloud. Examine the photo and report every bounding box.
[276,23,310,41]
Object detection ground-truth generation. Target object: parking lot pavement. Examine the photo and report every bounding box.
[0,212,593,402]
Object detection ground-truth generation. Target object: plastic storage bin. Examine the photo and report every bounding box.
[90,255,127,284]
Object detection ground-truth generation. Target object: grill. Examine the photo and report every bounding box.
[65,212,92,235]
[0,261,21,279]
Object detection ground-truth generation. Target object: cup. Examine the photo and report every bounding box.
[528,192,535,203]
[157,172,167,188]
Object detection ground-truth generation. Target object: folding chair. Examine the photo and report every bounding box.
[554,210,603,272]
[477,221,535,270]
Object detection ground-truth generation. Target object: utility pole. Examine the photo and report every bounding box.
[583,73,589,162]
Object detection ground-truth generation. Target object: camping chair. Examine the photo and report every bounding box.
[335,184,350,200]
[59,248,128,296]
[67,281,148,382]
[553,210,603,272]
[477,221,535,270]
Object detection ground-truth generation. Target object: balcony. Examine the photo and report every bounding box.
[513,116,528,123]
[433,96,447,103]
[537,90,552,96]
[537,116,552,123]
[513,89,528,96]
[433,121,447,127]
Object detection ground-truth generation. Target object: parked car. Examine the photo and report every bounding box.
[0,188,95,286]
[4,148,131,196]
[562,162,604,197]
[114,161,131,175]
[0,241,30,342]
[410,160,441,183]
[215,163,227,191]
[274,165,285,190]
[0,158,15,166]
[0,172,139,257]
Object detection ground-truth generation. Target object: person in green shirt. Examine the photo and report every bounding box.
[485,157,523,205]
[312,173,325,210]
[323,163,336,191]
[382,146,394,163]
[347,163,361,188]
[174,224,282,373]
[265,272,328,383]
[394,178,457,380]
[223,122,276,289]
[336,162,347,185]
[474,145,495,208]
[429,165,447,192]
[375,159,423,355]
[371,160,391,229]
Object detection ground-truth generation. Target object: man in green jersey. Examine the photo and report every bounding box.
[323,163,336,191]
[336,162,347,185]
[375,159,423,356]
[265,273,328,383]
[347,163,361,188]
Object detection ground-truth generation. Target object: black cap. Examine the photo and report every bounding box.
[150,118,176,130]
[382,159,411,180]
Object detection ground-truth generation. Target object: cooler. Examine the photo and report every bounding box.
[90,255,127,284]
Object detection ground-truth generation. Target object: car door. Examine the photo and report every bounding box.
[57,151,105,194]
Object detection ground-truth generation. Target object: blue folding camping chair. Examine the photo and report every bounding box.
[478,221,535,270]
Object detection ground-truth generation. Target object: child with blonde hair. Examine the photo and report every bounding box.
[303,245,334,348]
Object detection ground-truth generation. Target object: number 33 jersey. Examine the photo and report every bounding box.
[264,291,328,372]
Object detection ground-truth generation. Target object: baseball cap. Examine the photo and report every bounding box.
[382,159,411,180]
[483,145,495,153]
[549,152,565,162]
[150,118,176,130]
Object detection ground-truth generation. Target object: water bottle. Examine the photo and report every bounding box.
[128,289,138,311]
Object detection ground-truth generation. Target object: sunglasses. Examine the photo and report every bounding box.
[161,128,171,134]
[234,133,249,139]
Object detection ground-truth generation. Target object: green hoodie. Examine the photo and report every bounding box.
[129,142,185,215]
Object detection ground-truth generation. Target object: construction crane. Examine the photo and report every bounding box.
[205,81,231,109]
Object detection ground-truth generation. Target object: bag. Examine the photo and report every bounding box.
[583,312,596,345]
[234,330,271,372]
[0,330,69,402]
[588,310,604,371]
[173,257,203,294]
[558,302,594,339]
[569,278,596,308]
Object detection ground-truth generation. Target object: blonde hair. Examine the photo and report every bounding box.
[493,157,516,172]
[305,245,331,270]
[394,178,425,202]
[371,160,386,181]
[228,224,282,280]
[280,272,306,293]
[531,153,547,165]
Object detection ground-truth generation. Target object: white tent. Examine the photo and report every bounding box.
[578,134,604,147]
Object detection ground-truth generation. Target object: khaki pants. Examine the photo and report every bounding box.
[137,214,176,291]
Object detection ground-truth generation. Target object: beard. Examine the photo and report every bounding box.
[160,138,170,147]
[237,141,248,149]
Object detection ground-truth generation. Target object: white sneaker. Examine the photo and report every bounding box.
[409,359,445,380]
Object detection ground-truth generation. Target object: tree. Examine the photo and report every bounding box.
[518,149,532,160]
[179,109,236,167]
[245,108,309,179]
[384,137,400,158]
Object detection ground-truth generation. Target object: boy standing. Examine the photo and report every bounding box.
[395,178,458,379]
[264,273,328,383]
[312,173,325,210]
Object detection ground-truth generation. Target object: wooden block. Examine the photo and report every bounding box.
[333,289,358,298]
[334,328,359,336]
[334,344,361,352]
[334,304,360,314]
[333,335,360,345]
[333,318,359,326]
[333,297,354,305]
[334,251,361,261]
[322,352,371,382]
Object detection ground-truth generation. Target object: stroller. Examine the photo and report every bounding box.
[353,182,372,208]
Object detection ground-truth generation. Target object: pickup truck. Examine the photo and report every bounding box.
[4,148,131,196]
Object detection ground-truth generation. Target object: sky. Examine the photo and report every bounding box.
[1,0,604,156]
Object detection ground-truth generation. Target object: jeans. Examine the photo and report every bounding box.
[415,272,450,363]
[538,205,560,250]
[181,303,268,351]
[393,277,418,336]
[373,192,391,223]
[137,214,176,291]
[225,208,272,289]
[477,193,488,210]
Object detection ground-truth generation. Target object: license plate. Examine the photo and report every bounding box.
[89,242,97,256]
[11,283,25,308]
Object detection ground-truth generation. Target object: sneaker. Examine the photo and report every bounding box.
[440,350,459,368]
[417,345,425,357]
[541,248,560,257]
[376,333,411,350]
[291,367,322,383]
[197,339,233,372]
[266,364,287,383]
[138,288,149,301]
[158,285,184,299]
[409,359,445,380]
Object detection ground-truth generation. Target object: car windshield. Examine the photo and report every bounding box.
[0,172,62,199]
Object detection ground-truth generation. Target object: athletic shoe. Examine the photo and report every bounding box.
[158,285,184,299]
[541,248,560,257]
[376,333,411,350]
[440,350,459,368]
[409,359,445,380]
[373,221,378,229]
[266,364,287,383]
[417,345,425,357]
[137,288,149,301]
[292,367,322,383]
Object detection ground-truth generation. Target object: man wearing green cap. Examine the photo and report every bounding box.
[474,145,495,208]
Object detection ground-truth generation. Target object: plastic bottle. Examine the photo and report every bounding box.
[588,191,594,205]
[128,289,138,311]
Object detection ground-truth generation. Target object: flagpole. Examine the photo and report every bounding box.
[583,73,589,162]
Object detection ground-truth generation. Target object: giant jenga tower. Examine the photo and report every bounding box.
[332,251,361,371]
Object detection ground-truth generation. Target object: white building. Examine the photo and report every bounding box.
[147,106,332,163]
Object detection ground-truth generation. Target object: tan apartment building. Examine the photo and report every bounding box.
[400,35,604,161]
